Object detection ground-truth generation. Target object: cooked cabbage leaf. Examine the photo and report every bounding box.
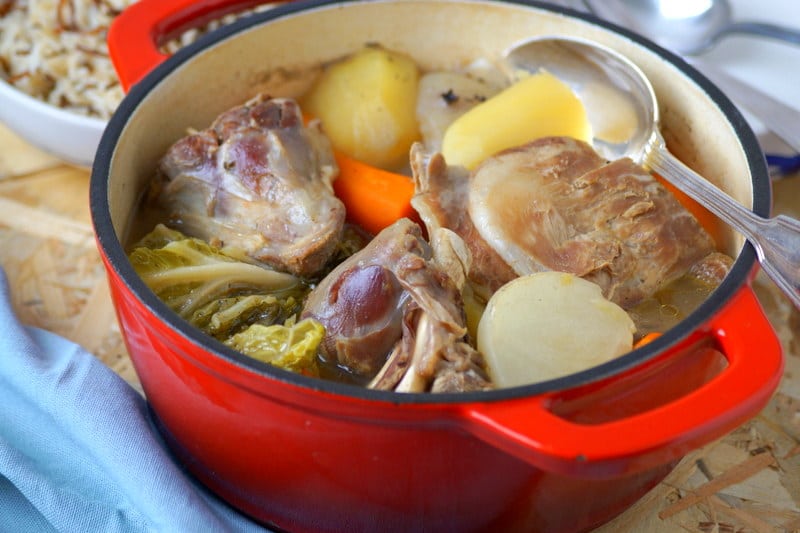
[225,318,324,375]
[128,224,310,337]
[190,294,303,340]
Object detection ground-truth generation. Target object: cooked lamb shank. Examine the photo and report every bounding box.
[301,218,492,393]
[412,137,720,308]
[149,94,345,278]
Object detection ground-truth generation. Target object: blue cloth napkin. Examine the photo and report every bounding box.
[0,268,272,532]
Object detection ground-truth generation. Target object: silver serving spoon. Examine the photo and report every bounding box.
[582,0,800,56]
[503,36,800,308]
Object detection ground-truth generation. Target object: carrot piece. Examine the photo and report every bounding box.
[633,332,662,349]
[332,151,419,235]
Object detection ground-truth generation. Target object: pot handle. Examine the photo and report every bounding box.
[108,0,289,92]
[463,286,783,478]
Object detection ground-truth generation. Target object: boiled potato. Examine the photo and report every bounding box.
[441,70,592,170]
[477,272,634,388]
[302,46,420,170]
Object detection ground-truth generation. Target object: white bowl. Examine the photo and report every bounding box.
[0,79,106,168]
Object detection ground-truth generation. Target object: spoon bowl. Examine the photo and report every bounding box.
[502,37,656,162]
[504,35,800,308]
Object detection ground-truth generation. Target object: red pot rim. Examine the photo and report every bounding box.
[91,0,772,404]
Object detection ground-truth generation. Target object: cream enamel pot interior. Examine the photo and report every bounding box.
[89,0,783,531]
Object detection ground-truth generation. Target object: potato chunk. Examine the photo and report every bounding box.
[441,71,592,170]
[477,272,634,388]
[302,46,421,170]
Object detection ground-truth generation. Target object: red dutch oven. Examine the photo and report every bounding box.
[90,0,784,531]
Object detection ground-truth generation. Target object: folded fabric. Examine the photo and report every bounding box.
[0,268,272,533]
[766,153,800,176]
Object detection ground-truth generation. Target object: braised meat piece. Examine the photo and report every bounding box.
[688,251,734,287]
[301,218,492,393]
[411,138,607,301]
[150,94,345,278]
[412,136,719,308]
[410,144,518,302]
[468,137,716,307]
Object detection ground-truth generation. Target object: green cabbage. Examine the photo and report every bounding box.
[128,225,322,374]
[225,318,324,376]
[189,294,303,341]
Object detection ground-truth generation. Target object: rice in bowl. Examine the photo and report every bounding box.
[0,0,138,119]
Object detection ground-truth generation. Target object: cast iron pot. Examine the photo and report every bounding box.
[90,0,784,531]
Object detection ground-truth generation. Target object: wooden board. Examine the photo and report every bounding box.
[0,121,797,530]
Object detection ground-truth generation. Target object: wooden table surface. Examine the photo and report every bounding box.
[0,121,798,531]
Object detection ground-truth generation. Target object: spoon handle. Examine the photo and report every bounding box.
[646,139,800,309]
[721,21,800,48]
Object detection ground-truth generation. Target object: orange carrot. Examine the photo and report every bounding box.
[332,151,419,235]
[304,112,419,234]
[633,332,662,349]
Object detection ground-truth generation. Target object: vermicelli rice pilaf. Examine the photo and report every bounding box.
[0,1,276,120]
[0,0,138,119]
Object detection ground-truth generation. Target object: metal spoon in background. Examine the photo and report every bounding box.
[582,0,800,55]
[580,0,800,157]
[503,36,800,308]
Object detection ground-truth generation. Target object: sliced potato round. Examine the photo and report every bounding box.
[477,272,634,388]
